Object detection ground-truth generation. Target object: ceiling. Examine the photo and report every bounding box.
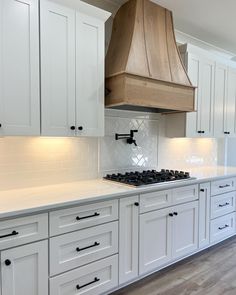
[98,0,236,56]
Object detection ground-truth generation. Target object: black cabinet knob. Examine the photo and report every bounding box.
[78,126,83,131]
[202,131,205,134]
[197,131,201,134]
[200,189,205,192]
[70,126,75,130]
[0,124,1,128]
[5,259,11,266]
[169,213,174,217]
[134,202,139,207]
[173,212,178,216]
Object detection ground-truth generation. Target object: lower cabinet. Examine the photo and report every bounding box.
[50,255,118,295]
[119,196,139,284]
[210,212,236,243]
[199,183,211,248]
[139,201,199,275]
[1,240,48,295]
[171,201,198,259]
[139,207,172,274]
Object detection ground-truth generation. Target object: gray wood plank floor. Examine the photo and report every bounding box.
[111,237,236,295]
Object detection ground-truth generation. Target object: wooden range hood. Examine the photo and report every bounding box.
[105,0,195,113]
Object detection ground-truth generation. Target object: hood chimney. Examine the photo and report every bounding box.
[105,0,195,113]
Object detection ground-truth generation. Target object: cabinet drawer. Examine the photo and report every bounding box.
[140,190,172,213]
[211,192,236,219]
[211,178,236,196]
[210,213,235,243]
[0,214,48,250]
[172,185,199,205]
[50,221,118,275]
[50,200,118,236]
[50,255,118,295]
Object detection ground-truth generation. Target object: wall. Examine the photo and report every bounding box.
[0,110,218,191]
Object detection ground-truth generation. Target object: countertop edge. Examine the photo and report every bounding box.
[1,172,236,219]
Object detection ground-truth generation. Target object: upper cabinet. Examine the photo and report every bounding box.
[40,1,76,137]
[225,68,236,136]
[40,0,110,137]
[166,44,236,138]
[166,44,215,138]
[0,0,40,136]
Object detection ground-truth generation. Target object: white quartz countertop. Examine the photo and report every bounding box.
[1,166,236,219]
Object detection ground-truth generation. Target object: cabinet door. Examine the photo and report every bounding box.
[226,68,236,136]
[199,57,215,137]
[214,63,228,137]
[172,201,198,259]
[199,183,210,249]
[76,12,105,136]
[119,196,139,284]
[139,208,172,275]
[185,53,200,137]
[0,0,40,136]
[40,0,76,136]
[1,240,48,295]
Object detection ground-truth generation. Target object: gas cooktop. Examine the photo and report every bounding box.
[104,169,193,187]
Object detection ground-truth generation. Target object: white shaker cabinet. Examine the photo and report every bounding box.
[1,240,48,295]
[214,65,236,137]
[214,63,228,137]
[198,183,210,249]
[40,0,76,136]
[139,200,198,275]
[171,201,199,259]
[40,0,110,137]
[225,68,236,136]
[0,0,40,136]
[166,44,215,138]
[76,12,105,137]
[139,207,172,275]
[119,196,139,284]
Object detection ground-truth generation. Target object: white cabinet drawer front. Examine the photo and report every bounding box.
[172,185,199,205]
[211,192,236,219]
[0,214,48,250]
[50,200,118,236]
[140,190,172,213]
[210,213,235,243]
[50,222,118,275]
[211,178,236,196]
[50,255,118,295]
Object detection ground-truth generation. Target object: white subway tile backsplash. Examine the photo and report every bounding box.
[0,110,219,190]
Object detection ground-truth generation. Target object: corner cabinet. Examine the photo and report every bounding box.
[166,44,215,138]
[40,0,110,137]
[0,0,40,136]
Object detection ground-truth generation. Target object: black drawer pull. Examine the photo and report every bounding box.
[76,277,100,290]
[218,224,229,230]
[219,202,230,208]
[0,230,19,239]
[219,184,230,188]
[76,241,100,252]
[173,212,178,216]
[76,212,100,221]
[169,213,174,217]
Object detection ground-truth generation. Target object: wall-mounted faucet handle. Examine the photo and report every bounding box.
[127,138,137,146]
